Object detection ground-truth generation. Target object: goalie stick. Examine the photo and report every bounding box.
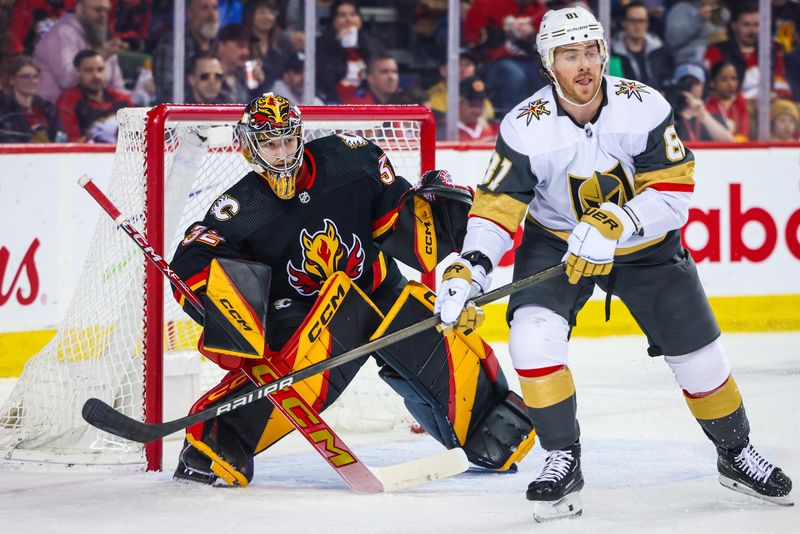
[82,251,564,443]
[77,174,469,493]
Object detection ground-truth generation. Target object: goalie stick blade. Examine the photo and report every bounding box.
[371,448,469,493]
[82,398,192,443]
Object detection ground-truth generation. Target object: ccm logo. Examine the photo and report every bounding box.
[307,284,346,342]
[423,220,434,254]
[220,298,253,331]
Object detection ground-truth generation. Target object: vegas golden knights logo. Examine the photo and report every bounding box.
[568,162,634,219]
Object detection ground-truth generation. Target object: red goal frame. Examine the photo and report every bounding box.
[142,104,437,470]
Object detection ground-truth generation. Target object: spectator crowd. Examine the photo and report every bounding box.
[0,0,798,144]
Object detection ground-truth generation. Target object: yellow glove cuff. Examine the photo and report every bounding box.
[580,206,624,240]
[441,260,472,284]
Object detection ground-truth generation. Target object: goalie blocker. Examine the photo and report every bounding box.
[179,260,535,486]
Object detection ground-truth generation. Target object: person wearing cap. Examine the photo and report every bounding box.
[670,62,733,142]
[457,76,499,144]
[435,6,792,521]
[770,99,800,141]
[214,23,261,103]
[271,52,324,105]
[428,51,495,128]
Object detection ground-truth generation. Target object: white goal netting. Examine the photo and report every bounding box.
[0,105,432,468]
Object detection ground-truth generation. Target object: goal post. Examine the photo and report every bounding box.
[0,104,437,471]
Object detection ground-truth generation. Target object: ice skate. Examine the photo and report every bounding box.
[717,441,793,506]
[527,442,584,522]
[173,441,217,485]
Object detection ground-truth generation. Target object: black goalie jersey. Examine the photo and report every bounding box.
[171,134,411,323]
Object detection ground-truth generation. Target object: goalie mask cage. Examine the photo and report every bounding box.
[0,104,436,471]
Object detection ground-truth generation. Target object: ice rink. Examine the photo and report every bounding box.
[1,332,798,533]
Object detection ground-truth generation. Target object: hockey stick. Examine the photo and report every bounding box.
[77,174,468,493]
[82,253,564,443]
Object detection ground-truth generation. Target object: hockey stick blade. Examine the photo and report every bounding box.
[82,262,565,443]
[371,447,469,492]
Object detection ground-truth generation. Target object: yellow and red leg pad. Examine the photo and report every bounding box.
[181,272,386,484]
[684,374,750,449]
[518,365,580,451]
[372,280,534,470]
[183,370,259,487]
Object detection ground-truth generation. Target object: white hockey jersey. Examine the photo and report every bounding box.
[467,75,695,260]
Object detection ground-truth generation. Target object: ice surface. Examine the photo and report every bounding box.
[1,333,798,533]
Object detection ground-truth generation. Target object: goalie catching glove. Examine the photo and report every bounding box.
[563,202,636,284]
[434,251,492,335]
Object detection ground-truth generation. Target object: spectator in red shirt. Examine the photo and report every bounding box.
[463,0,547,115]
[0,55,65,142]
[56,49,133,142]
[704,1,792,101]
[315,0,385,104]
[669,62,733,142]
[33,0,128,102]
[456,76,499,144]
[339,53,400,105]
[113,0,152,52]
[6,0,75,57]
[705,60,750,141]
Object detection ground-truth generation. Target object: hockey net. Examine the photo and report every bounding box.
[0,105,436,470]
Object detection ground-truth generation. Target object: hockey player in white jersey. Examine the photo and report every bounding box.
[435,5,793,522]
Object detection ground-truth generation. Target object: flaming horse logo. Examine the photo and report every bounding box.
[287,219,365,296]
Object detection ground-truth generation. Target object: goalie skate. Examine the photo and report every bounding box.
[717,442,793,506]
[527,442,584,522]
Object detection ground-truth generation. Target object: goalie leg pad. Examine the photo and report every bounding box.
[178,272,385,484]
[372,281,534,469]
[462,391,537,471]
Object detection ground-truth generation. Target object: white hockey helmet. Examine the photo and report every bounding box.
[536,6,608,101]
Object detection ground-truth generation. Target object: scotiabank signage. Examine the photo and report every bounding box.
[439,145,800,297]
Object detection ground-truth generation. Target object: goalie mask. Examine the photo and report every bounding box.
[536,6,608,107]
[238,93,305,200]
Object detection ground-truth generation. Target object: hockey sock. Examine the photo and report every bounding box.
[518,365,580,451]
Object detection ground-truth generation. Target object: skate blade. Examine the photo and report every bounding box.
[719,475,794,506]
[533,492,583,523]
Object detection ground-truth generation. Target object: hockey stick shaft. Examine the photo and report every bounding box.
[82,259,565,443]
[78,175,389,492]
[78,175,205,314]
